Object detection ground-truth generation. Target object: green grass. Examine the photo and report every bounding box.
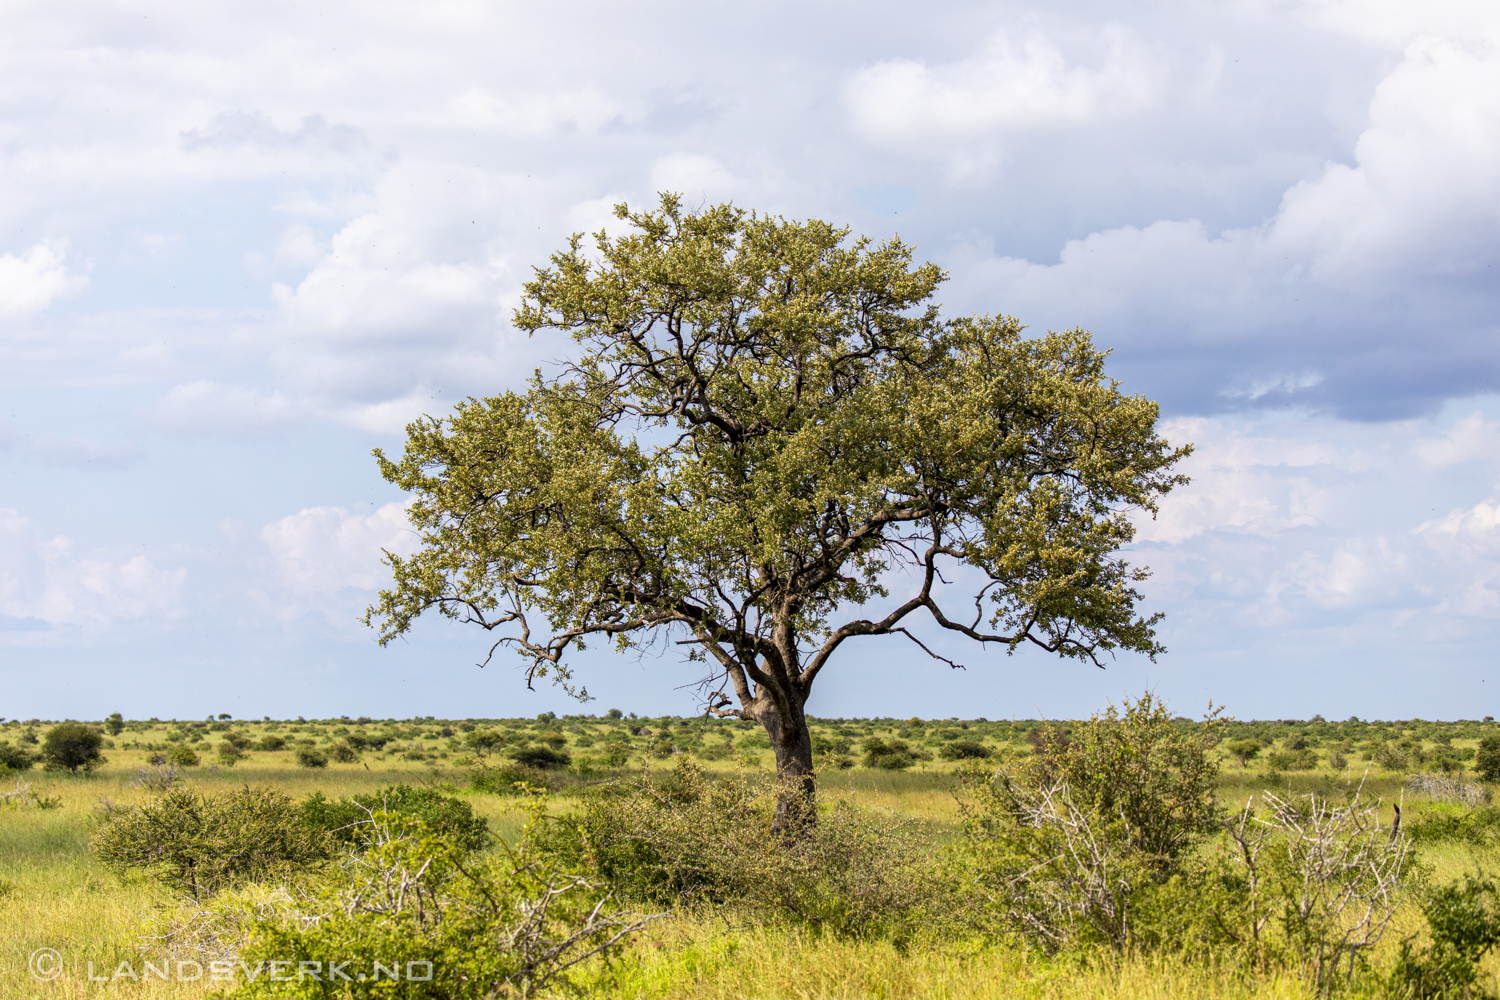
[3,714,1499,998]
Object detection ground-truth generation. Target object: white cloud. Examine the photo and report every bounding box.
[1414,412,1500,468]
[146,380,299,434]
[0,243,87,317]
[945,22,1500,417]
[649,154,740,202]
[0,508,185,626]
[261,502,417,595]
[845,27,1162,146]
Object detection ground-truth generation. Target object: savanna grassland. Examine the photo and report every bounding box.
[3,709,1500,1000]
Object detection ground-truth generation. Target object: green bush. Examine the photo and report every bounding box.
[300,785,491,854]
[938,740,993,761]
[1476,734,1500,782]
[39,723,107,773]
[1407,807,1500,846]
[166,745,201,767]
[1265,748,1319,771]
[257,735,287,752]
[295,746,329,769]
[1389,874,1500,998]
[951,693,1226,950]
[328,740,361,763]
[1225,739,1261,766]
[472,762,556,794]
[511,745,571,769]
[862,737,915,770]
[92,787,328,900]
[198,803,647,1000]
[529,759,943,939]
[0,740,37,771]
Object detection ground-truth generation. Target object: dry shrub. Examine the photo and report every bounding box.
[1407,773,1490,808]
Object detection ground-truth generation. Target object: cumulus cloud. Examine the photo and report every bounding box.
[946,20,1500,418]
[846,26,1162,147]
[0,508,185,626]
[261,502,417,595]
[0,243,87,318]
[181,111,371,155]
[145,380,299,435]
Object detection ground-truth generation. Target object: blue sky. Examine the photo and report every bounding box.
[3,0,1500,723]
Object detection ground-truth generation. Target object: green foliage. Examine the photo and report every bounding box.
[1226,739,1262,766]
[1389,874,1500,999]
[364,194,1188,776]
[218,802,649,1000]
[39,722,107,773]
[951,694,1226,950]
[512,745,573,769]
[299,784,491,854]
[328,740,360,763]
[1026,693,1225,868]
[294,746,329,769]
[472,763,555,794]
[862,737,916,770]
[1407,807,1500,846]
[166,745,201,767]
[0,740,37,771]
[1266,748,1320,771]
[91,786,328,900]
[938,740,993,761]
[1476,735,1500,782]
[104,712,125,736]
[530,759,944,939]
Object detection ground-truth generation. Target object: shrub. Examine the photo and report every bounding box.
[939,740,993,761]
[328,741,361,763]
[951,693,1226,951]
[0,741,37,772]
[300,785,491,854]
[104,712,125,736]
[862,737,915,770]
[39,723,107,773]
[216,743,247,766]
[530,759,943,939]
[166,746,201,767]
[1389,874,1500,999]
[511,745,571,769]
[1265,748,1319,771]
[1407,806,1500,846]
[472,762,554,794]
[295,746,329,769]
[597,740,632,768]
[1476,735,1500,782]
[1225,739,1261,766]
[92,787,328,900]
[200,802,650,1000]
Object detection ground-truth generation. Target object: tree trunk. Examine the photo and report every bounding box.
[752,697,816,836]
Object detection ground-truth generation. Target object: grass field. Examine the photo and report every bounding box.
[3,713,1498,999]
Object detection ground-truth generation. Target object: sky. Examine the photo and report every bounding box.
[3,0,1500,723]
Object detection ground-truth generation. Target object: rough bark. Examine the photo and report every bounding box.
[747,693,816,835]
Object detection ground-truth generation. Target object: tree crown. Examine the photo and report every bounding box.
[366,195,1190,715]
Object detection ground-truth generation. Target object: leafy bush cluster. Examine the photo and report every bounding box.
[91,784,489,900]
[949,694,1415,991]
[530,758,945,939]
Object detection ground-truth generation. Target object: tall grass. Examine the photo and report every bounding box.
[3,731,1500,999]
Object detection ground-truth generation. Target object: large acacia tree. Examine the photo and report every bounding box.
[366,195,1189,823]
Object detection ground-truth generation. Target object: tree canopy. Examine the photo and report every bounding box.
[365,194,1190,807]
